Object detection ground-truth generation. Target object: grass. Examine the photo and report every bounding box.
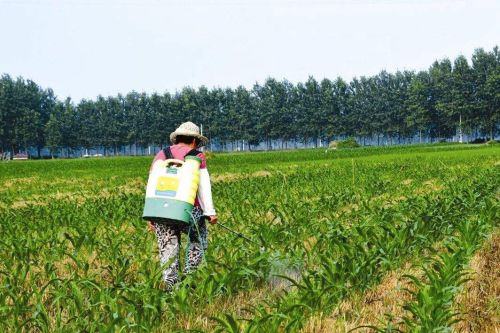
[0,144,498,332]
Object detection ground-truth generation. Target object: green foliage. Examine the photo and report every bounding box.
[1,47,499,156]
[0,145,498,332]
[336,137,360,148]
[374,214,497,333]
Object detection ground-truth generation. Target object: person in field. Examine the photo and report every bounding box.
[148,121,217,290]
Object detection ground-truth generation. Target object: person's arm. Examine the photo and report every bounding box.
[197,168,217,223]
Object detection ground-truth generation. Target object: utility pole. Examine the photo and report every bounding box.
[200,124,204,152]
[459,113,463,143]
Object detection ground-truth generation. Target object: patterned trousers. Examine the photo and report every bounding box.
[151,206,207,289]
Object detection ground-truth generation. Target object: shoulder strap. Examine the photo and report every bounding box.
[162,146,174,159]
[185,149,201,157]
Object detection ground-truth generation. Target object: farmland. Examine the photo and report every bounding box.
[0,144,498,332]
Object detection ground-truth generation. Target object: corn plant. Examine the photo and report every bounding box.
[0,144,498,332]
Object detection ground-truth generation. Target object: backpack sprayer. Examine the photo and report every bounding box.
[143,148,201,226]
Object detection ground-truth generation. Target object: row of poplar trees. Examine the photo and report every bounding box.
[0,46,498,156]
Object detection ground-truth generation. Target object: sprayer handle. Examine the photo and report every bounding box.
[164,158,184,167]
[202,215,218,225]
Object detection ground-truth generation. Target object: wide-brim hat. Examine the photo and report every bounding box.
[169,121,208,148]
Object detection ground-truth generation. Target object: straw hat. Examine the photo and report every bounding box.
[169,121,208,147]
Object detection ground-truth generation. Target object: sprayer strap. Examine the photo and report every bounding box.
[163,147,174,159]
[185,209,206,266]
[185,149,201,157]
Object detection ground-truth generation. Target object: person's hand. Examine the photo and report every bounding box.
[147,221,156,233]
[207,215,218,225]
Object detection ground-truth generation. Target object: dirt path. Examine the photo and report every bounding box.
[454,231,500,333]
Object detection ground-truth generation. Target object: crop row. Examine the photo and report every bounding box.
[0,145,498,331]
[209,167,499,332]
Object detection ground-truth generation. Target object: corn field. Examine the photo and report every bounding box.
[0,143,498,332]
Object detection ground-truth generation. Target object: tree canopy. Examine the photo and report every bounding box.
[0,47,498,156]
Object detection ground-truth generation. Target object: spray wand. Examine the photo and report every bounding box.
[216,222,266,253]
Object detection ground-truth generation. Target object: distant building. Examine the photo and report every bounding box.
[13,153,29,160]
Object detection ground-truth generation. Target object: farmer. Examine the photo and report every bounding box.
[148,121,217,290]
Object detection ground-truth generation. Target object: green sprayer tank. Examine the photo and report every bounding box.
[143,156,201,225]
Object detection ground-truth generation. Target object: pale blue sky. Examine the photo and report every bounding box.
[1,0,499,101]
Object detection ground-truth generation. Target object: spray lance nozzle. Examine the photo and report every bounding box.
[204,218,302,287]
